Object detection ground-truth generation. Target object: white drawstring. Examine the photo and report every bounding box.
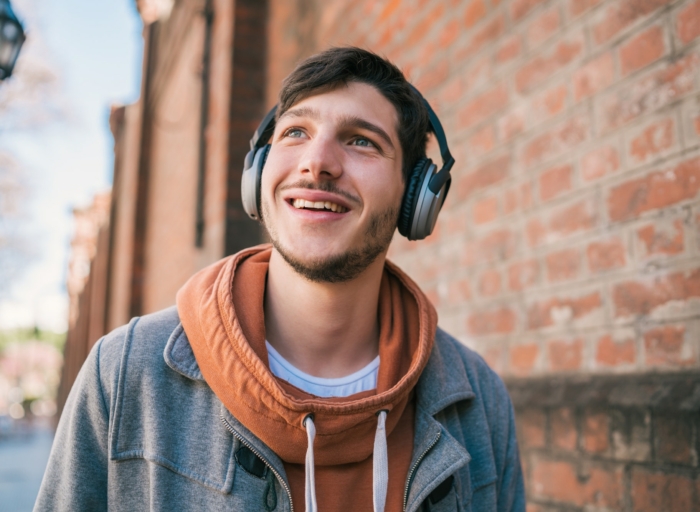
[302,411,389,512]
[304,414,318,512]
[373,410,389,512]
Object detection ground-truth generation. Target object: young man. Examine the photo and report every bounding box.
[35,47,524,512]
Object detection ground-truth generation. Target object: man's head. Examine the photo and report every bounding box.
[277,47,430,181]
[260,48,430,283]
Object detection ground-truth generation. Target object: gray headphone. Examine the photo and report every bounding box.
[241,85,454,241]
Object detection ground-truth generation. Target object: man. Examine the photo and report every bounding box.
[36,47,524,512]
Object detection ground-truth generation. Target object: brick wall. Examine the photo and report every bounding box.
[507,373,700,510]
[267,0,700,379]
[265,0,700,508]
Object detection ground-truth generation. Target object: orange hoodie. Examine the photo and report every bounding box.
[177,245,437,511]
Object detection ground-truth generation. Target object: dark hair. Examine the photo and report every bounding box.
[278,47,430,181]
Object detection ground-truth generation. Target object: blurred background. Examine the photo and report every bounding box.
[1,0,699,510]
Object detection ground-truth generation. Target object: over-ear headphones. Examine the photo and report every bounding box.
[241,85,454,241]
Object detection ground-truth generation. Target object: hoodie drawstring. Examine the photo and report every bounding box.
[303,411,389,512]
[304,414,318,512]
[373,410,389,512]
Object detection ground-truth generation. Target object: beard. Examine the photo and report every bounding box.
[261,183,399,283]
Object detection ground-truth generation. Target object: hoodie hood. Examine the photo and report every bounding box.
[176,244,437,466]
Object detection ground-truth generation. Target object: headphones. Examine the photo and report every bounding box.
[241,85,454,241]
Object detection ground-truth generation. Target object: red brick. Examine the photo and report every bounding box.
[439,19,460,49]
[601,53,700,132]
[620,25,666,76]
[406,3,445,47]
[545,248,580,282]
[644,325,695,366]
[522,115,588,168]
[596,334,636,366]
[636,219,684,256]
[583,412,609,453]
[581,144,620,181]
[629,117,674,164]
[526,6,561,47]
[468,307,517,335]
[631,468,696,512]
[476,228,518,263]
[518,409,546,447]
[550,200,597,236]
[528,292,602,329]
[415,58,449,94]
[458,83,509,131]
[531,83,569,123]
[593,0,672,45]
[573,52,616,101]
[495,35,522,64]
[511,0,547,21]
[456,155,510,201]
[654,416,695,464]
[613,269,700,317]
[458,14,506,60]
[608,157,700,221]
[447,277,472,302]
[508,259,539,291]
[498,108,526,142]
[549,338,583,371]
[677,0,700,44]
[531,458,624,507]
[378,0,402,23]
[587,237,626,272]
[539,164,573,201]
[466,125,496,158]
[569,0,603,17]
[463,0,487,28]
[510,343,539,375]
[516,34,585,92]
[551,408,578,451]
[526,217,547,247]
[478,268,502,297]
[474,196,499,225]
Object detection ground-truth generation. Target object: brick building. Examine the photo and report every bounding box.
[61,0,700,509]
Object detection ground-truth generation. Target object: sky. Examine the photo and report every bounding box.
[0,0,142,332]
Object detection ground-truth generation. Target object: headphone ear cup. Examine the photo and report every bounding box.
[397,157,430,238]
[241,144,270,220]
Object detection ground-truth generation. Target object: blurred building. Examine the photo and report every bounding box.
[60,0,700,508]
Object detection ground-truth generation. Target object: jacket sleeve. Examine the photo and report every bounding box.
[497,393,526,512]
[34,338,110,512]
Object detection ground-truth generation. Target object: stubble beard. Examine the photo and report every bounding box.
[261,193,399,284]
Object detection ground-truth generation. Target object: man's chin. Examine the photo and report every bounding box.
[270,238,387,284]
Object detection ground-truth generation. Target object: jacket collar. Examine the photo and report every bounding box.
[165,323,475,415]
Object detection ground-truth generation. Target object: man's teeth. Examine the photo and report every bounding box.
[291,198,347,213]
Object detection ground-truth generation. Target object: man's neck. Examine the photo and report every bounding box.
[264,249,386,379]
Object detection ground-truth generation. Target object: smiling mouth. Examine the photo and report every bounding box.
[291,198,348,213]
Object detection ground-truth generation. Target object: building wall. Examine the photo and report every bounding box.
[267,0,700,379]
[264,1,700,507]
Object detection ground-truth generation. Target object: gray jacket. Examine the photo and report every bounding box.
[35,307,524,511]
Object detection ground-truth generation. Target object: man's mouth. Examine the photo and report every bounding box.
[291,198,348,213]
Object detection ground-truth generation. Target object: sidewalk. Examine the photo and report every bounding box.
[0,421,54,512]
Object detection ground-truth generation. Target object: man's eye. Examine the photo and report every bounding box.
[352,137,374,148]
[285,128,304,138]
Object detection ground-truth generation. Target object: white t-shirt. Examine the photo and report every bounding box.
[266,341,379,398]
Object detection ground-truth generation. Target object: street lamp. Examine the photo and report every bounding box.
[0,0,25,81]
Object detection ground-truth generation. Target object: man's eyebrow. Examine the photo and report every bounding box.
[278,106,320,122]
[339,115,395,151]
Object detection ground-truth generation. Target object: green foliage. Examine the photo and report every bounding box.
[0,327,66,354]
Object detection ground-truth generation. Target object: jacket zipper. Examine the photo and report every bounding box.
[220,414,294,512]
[403,431,441,511]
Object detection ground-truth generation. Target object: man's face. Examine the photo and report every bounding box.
[260,81,405,283]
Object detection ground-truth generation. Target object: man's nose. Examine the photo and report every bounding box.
[296,133,343,180]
